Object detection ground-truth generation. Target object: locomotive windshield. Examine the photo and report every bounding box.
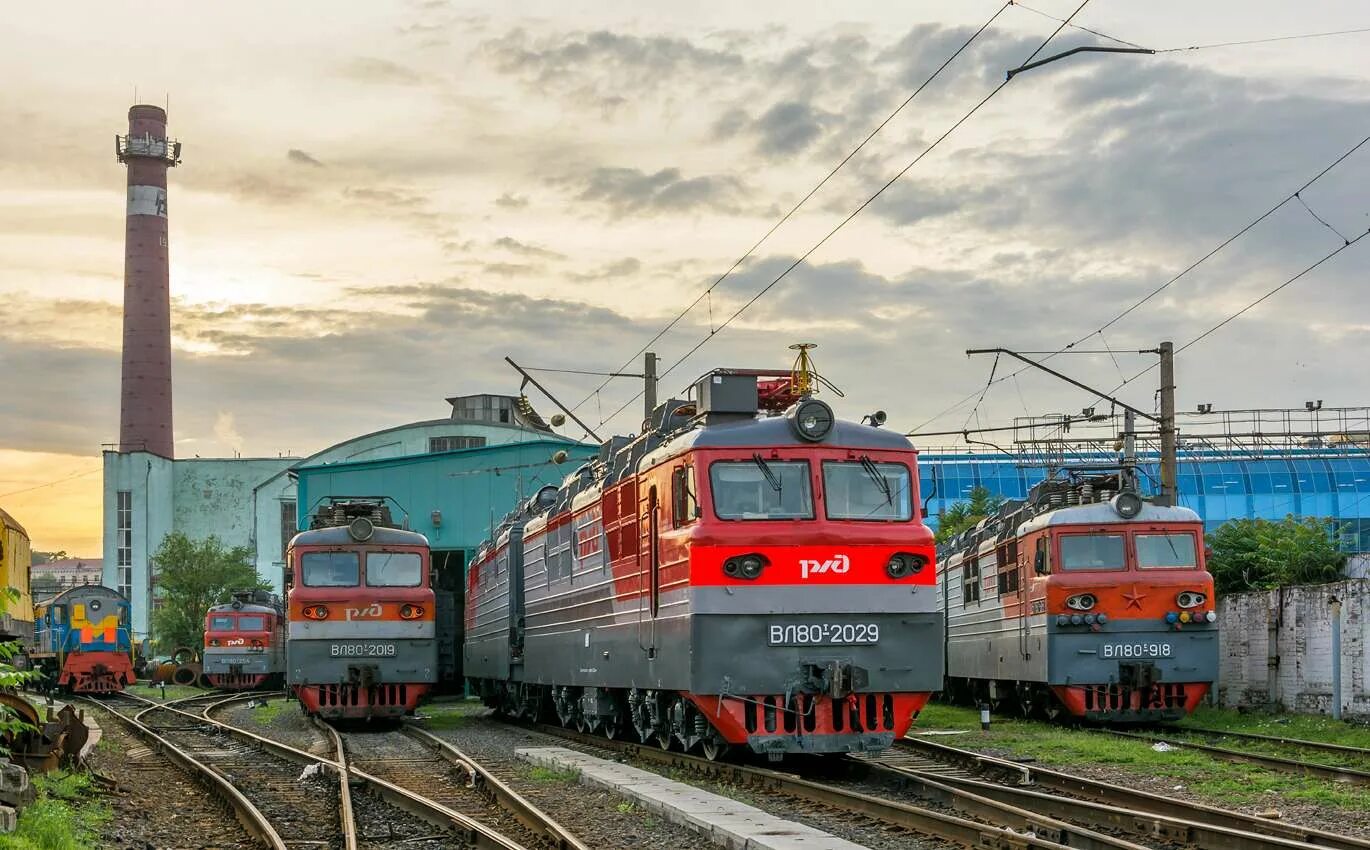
[823,460,912,521]
[1058,533,1126,571]
[238,615,266,630]
[710,460,813,520]
[301,551,360,586]
[209,615,234,631]
[367,552,423,587]
[1136,533,1198,569]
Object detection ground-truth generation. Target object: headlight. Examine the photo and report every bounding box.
[303,605,329,620]
[400,604,424,619]
[1176,591,1206,609]
[348,516,375,541]
[886,552,927,579]
[1066,593,1097,611]
[723,553,768,580]
[788,399,834,442]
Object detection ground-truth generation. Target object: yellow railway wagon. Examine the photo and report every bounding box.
[0,508,34,643]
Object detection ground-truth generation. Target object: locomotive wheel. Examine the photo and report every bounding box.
[700,736,729,762]
[655,728,673,751]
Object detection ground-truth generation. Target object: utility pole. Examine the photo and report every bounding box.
[643,351,658,424]
[1121,409,1137,492]
[965,345,1178,503]
[1157,340,1177,507]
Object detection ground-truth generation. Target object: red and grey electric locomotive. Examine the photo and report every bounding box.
[939,474,1218,722]
[286,500,436,719]
[465,353,943,759]
[204,589,286,690]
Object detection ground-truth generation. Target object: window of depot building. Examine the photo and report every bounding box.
[822,460,912,521]
[301,552,360,587]
[429,435,488,453]
[209,615,234,631]
[279,499,297,559]
[366,552,423,587]
[710,459,813,521]
[1136,533,1198,569]
[451,395,514,425]
[1058,534,1126,571]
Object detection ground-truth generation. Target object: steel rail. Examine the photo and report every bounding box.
[149,691,539,850]
[1102,729,1370,786]
[79,696,287,850]
[1171,725,1370,758]
[528,722,1116,850]
[898,736,1370,850]
[404,725,592,850]
[310,718,360,850]
[866,759,1345,850]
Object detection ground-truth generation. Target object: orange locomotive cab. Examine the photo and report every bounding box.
[941,475,1219,722]
[286,502,436,719]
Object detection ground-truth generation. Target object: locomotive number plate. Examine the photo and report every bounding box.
[1102,642,1172,659]
[329,643,397,658]
[768,623,879,646]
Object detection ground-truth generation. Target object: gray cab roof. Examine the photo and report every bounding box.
[643,416,914,468]
[1017,501,1202,536]
[289,526,429,549]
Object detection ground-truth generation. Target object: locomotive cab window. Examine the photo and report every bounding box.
[822,460,912,521]
[671,465,699,527]
[1136,533,1198,569]
[367,552,423,587]
[710,459,813,520]
[1058,534,1126,571]
[209,615,234,631]
[301,551,360,587]
[237,615,266,631]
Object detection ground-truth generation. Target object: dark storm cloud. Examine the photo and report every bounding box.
[287,149,324,167]
[568,167,748,217]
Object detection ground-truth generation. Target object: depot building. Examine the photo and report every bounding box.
[102,393,595,641]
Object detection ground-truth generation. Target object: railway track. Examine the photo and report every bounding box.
[86,691,550,849]
[509,718,1368,850]
[897,735,1370,850]
[1100,728,1370,786]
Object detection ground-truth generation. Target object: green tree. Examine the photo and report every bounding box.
[0,588,37,754]
[150,533,265,653]
[935,486,1005,544]
[1206,516,1346,594]
[30,550,67,566]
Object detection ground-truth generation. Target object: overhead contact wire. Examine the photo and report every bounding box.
[567,2,1016,417]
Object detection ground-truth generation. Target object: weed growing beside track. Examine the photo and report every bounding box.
[1,770,109,850]
[915,704,1370,814]
[1179,706,1370,746]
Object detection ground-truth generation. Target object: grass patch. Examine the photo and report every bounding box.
[911,703,1370,812]
[135,682,208,703]
[251,699,286,726]
[0,769,110,850]
[418,702,485,730]
[521,765,579,784]
[615,801,637,814]
[1179,706,1370,748]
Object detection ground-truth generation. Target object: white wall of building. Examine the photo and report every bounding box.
[1217,579,1368,717]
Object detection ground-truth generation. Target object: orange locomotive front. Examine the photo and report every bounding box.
[203,590,286,690]
[941,475,1218,722]
[465,361,944,759]
[286,501,436,719]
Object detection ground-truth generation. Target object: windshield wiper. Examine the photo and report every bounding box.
[752,453,783,493]
[860,456,893,505]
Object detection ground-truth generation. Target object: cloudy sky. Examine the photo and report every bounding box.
[3,0,1368,555]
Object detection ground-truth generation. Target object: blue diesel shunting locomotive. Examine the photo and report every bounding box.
[32,585,136,693]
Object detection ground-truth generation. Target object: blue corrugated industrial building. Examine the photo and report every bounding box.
[920,450,1370,551]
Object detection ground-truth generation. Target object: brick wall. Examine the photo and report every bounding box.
[1217,579,1368,717]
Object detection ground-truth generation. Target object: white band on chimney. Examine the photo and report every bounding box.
[127,185,168,218]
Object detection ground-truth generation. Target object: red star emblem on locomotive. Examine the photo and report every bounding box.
[1122,584,1147,609]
